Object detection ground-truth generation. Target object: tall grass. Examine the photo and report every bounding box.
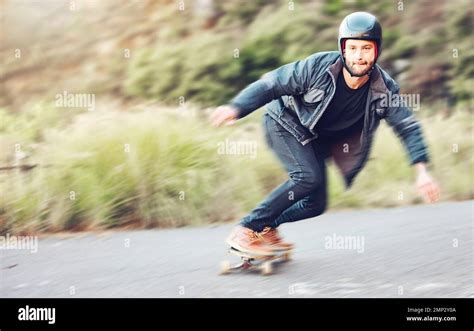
[0,106,472,235]
[0,107,282,234]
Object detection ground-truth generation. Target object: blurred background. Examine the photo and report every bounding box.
[0,0,472,235]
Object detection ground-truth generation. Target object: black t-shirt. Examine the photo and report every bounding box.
[314,71,370,138]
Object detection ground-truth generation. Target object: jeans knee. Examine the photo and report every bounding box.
[307,199,327,217]
[290,170,322,192]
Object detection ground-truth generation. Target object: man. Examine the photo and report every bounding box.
[210,12,440,255]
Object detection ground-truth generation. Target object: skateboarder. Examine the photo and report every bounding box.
[210,12,440,255]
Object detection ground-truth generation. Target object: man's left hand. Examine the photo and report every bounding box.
[416,171,440,203]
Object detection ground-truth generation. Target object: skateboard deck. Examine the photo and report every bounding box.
[219,246,292,276]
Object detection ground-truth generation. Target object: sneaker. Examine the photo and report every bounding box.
[259,226,294,251]
[226,225,274,256]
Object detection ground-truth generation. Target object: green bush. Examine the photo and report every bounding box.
[124,5,337,107]
[446,1,474,106]
[323,0,343,16]
[124,33,245,106]
[0,101,84,143]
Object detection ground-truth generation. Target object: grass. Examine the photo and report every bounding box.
[0,104,472,235]
[0,106,282,234]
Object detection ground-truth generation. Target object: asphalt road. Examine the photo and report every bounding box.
[1,200,472,298]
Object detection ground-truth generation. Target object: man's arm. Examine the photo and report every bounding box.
[210,57,316,127]
[229,57,315,119]
[384,91,440,202]
[384,89,430,166]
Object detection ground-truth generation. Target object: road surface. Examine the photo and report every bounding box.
[1,200,472,297]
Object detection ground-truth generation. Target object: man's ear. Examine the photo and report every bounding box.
[372,41,378,62]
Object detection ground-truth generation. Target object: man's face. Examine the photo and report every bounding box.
[343,39,376,76]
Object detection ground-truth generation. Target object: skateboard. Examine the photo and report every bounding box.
[219,247,292,276]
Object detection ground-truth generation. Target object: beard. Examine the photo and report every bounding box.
[346,60,374,77]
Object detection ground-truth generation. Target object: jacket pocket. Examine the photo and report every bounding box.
[277,110,315,144]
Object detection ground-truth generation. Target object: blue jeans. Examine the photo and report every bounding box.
[240,113,330,232]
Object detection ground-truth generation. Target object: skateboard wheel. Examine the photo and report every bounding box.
[282,251,292,261]
[219,260,231,275]
[261,261,272,275]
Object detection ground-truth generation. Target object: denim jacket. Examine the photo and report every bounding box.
[230,51,430,189]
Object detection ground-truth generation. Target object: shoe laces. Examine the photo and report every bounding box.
[245,229,264,243]
[261,227,281,242]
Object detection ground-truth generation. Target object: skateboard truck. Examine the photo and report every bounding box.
[219,247,292,276]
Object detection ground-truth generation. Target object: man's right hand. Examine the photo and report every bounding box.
[210,105,239,127]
